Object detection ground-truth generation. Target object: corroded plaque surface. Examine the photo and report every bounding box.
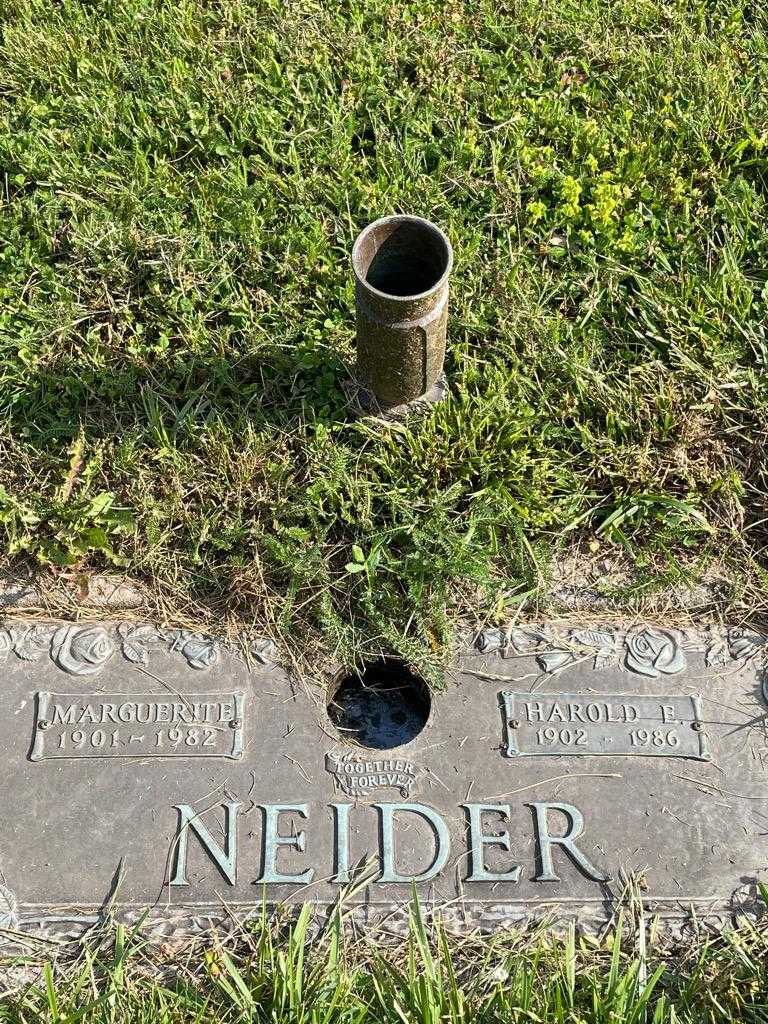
[1,620,768,948]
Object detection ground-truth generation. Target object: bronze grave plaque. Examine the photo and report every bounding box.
[1,620,767,946]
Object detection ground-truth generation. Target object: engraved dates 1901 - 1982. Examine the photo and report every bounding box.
[31,691,245,761]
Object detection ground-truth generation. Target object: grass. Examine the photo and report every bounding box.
[1,0,768,671]
[3,901,768,1022]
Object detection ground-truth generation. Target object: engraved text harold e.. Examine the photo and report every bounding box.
[500,691,708,760]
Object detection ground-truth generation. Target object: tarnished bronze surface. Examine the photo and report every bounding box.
[1,620,768,947]
[352,215,452,408]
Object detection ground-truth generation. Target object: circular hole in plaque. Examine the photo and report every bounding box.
[327,659,430,749]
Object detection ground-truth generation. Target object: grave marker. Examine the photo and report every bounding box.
[1,620,767,945]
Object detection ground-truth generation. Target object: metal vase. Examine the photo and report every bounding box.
[352,215,453,408]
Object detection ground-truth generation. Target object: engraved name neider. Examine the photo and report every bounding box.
[31,691,244,761]
[500,692,709,760]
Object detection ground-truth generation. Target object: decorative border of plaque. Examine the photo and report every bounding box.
[0,621,277,675]
[499,690,709,760]
[476,624,768,677]
[30,691,245,761]
[7,891,761,950]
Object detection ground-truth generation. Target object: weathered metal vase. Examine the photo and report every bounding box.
[352,215,453,409]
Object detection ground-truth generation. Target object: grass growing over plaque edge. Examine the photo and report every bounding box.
[3,893,768,1022]
[1,0,768,675]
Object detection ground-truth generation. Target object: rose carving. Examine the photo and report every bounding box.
[476,628,506,654]
[728,632,766,661]
[250,637,277,666]
[10,625,50,661]
[537,649,574,673]
[625,628,685,678]
[51,624,114,676]
[509,628,544,654]
[180,633,218,670]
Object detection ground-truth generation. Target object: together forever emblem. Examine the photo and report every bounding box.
[325,750,420,798]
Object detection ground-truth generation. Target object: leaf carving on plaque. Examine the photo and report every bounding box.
[509,627,547,654]
[51,624,115,676]
[168,629,219,670]
[532,628,619,675]
[704,639,729,667]
[570,628,619,670]
[117,622,164,665]
[476,626,554,658]
[679,629,707,653]
[10,625,51,661]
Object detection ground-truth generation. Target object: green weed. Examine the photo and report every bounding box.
[4,901,768,1023]
[0,0,767,667]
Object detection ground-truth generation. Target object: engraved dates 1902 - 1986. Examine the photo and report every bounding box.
[500,691,709,760]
